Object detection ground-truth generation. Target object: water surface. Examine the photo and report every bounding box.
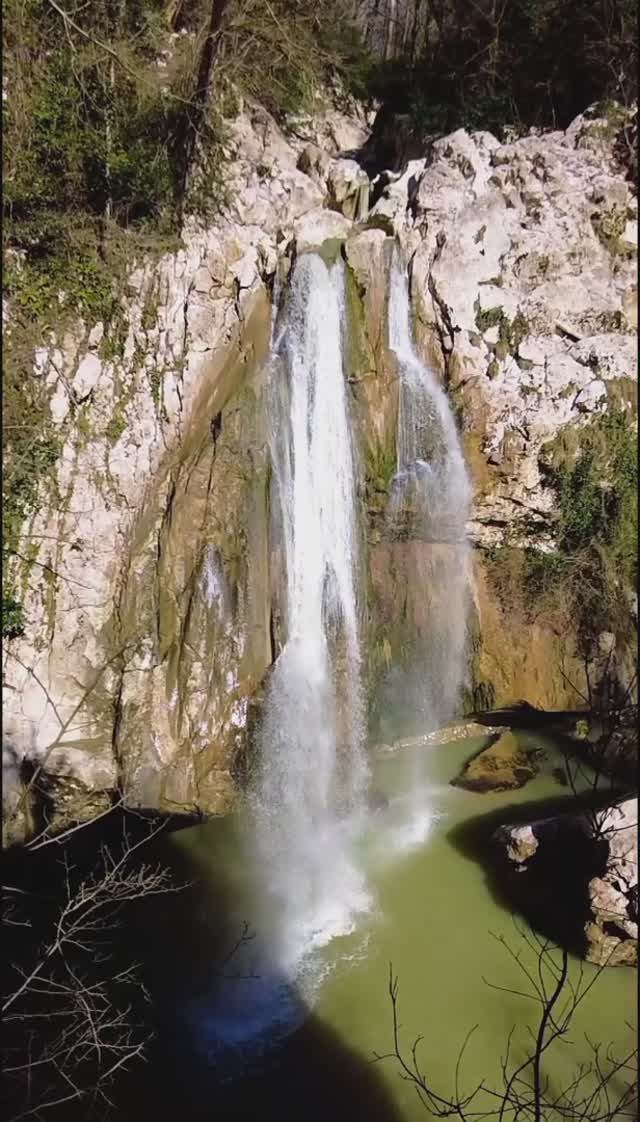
[135,730,634,1120]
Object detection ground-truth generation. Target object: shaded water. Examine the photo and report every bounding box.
[124,730,635,1121]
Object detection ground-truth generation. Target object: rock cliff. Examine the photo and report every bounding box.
[3,100,636,841]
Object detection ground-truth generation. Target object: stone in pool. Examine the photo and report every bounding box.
[451,730,540,793]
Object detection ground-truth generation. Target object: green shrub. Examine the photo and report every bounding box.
[548,408,637,585]
[2,0,371,640]
[362,0,637,140]
[527,408,638,638]
[2,595,26,640]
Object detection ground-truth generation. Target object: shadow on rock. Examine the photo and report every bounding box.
[446,789,622,956]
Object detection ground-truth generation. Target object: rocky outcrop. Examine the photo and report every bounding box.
[495,798,638,966]
[2,103,370,843]
[372,110,637,550]
[3,100,637,841]
[452,730,541,792]
[367,106,637,710]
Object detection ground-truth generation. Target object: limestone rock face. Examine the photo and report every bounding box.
[495,798,638,967]
[3,100,637,840]
[585,800,638,966]
[366,107,636,712]
[371,110,637,549]
[2,103,368,842]
[326,158,370,220]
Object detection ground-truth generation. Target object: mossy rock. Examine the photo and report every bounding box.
[363,214,395,237]
[451,730,540,792]
[315,237,346,267]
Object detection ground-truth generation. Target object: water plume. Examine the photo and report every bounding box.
[250,252,370,976]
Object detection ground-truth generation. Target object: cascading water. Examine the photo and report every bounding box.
[380,252,472,848]
[182,248,472,1069]
[250,252,370,978]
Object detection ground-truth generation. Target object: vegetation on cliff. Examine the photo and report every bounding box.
[484,406,637,671]
[360,0,637,170]
[2,0,369,636]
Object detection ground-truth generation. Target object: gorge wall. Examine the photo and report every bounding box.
[3,100,637,842]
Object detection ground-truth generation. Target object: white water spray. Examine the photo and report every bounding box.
[380,252,472,845]
[251,253,370,975]
[389,254,471,551]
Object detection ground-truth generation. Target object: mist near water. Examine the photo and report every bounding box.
[238,247,471,1038]
[376,252,473,848]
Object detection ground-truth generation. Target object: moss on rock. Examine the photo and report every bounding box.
[452,730,541,792]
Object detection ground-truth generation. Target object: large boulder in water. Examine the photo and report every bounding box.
[451,730,540,792]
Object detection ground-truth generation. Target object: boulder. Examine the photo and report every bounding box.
[327,158,370,221]
[495,798,637,966]
[452,730,540,792]
[293,207,353,254]
[297,143,331,184]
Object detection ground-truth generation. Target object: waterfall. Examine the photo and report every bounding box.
[379,252,472,809]
[251,253,370,975]
[389,254,471,550]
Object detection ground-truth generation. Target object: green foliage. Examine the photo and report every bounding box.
[363,0,637,143]
[547,408,637,585]
[523,408,638,639]
[367,440,397,494]
[475,304,503,332]
[486,408,637,648]
[2,0,371,640]
[475,302,529,360]
[591,205,635,257]
[523,548,568,599]
[216,0,372,123]
[2,595,26,640]
[5,249,116,327]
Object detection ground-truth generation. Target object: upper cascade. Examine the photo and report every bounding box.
[375,253,472,748]
[388,252,472,545]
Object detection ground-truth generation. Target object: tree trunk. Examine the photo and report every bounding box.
[178,0,231,211]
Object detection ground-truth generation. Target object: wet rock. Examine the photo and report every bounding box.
[293,208,352,254]
[503,824,539,867]
[452,730,540,792]
[327,158,370,221]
